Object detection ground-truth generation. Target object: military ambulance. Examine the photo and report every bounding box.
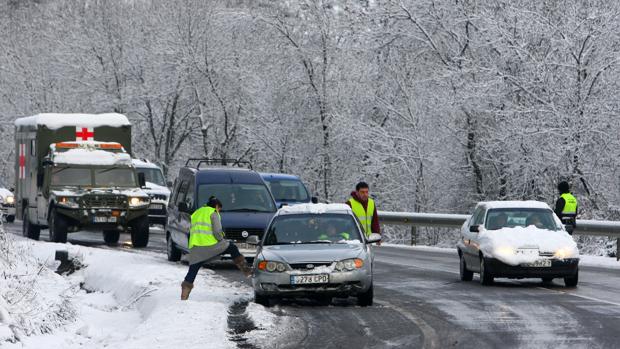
[14,113,151,247]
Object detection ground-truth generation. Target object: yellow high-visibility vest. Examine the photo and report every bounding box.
[349,198,375,236]
[189,206,220,249]
[560,193,578,215]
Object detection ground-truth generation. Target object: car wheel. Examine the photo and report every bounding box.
[541,277,553,284]
[254,292,270,307]
[6,215,15,223]
[479,256,494,285]
[22,211,40,240]
[167,233,182,262]
[459,253,473,281]
[103,230,120,244]
[564,269,578,287]
[130,216,149,248]
[49,209,68,243]
[357,283,374,306]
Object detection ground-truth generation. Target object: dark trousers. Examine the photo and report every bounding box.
[184,243,242,283]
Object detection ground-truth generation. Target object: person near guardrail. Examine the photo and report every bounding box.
[346,182,381,245]
[181,196,252,300]
[555,181,578,235]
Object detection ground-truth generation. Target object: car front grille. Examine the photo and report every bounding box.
[82,195,126,208]
[289,262,333,271]
[224,228,264,240]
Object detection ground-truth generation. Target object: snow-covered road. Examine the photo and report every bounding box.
[4,222,620,348]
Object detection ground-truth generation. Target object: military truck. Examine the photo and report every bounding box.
[14,113,151,247]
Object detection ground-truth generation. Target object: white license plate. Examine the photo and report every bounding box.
[150,204,164,210]
[290,274,329,285]
[93,216,117,223]
[524,259,552,267]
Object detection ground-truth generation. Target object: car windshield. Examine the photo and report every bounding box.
[263,214,362,245]
[265,178,309,202]
[137,167,166,187]
[197,183,276,213]
[94,168,137,187]
[485,208,560,231]
[51,167,92,187]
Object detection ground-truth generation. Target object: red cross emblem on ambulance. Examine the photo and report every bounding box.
[76,127,94,141]
[19,143,26,179]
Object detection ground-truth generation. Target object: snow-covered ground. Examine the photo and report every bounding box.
[382,243,620,269]
[0,228,288,348]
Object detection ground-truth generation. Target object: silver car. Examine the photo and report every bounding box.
[248,203,380,306]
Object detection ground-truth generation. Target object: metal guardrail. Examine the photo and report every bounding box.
[378,211,620,260]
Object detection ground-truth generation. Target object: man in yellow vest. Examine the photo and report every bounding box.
[181,196,252,300]
[555,181,578,235]
[345,182,381,244]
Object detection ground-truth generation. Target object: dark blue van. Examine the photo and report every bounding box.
[166,160,277,261]
[260,172,317,208]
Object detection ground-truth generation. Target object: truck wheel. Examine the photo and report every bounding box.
[166,233,181,262]
[131,216,149,248]
[49,209,68,243]
[357,283,374,306]
[103,230,120,244]
[6,215,15,223]
[22,211,40,240]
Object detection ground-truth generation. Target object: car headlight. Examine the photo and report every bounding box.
[494,246,515,256]
[257,260,287,273]
[554,248,576,259]
[334,258,364,271]
[57,196,79,209]
[5,196,14,204]
[129,197,149,207]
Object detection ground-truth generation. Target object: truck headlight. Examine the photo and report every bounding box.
[5,196,14,204]
[129,197,149,207]
[57,196,79,209]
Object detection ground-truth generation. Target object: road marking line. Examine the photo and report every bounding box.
[376,299,440,349]
[537,287,620,307]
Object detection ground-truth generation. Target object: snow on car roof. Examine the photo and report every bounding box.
[53,147,132,166]
[479,200,552,210]
[132,158,161,169]
[15,113,130,130]
[278,203,352,215]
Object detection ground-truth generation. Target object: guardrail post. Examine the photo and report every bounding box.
[410,226,417,246]
[617,238,619,262]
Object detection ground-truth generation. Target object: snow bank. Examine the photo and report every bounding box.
[53,148,132,166]
[1,235,284,348]
[478,226,578,265]
[15,113,130,130]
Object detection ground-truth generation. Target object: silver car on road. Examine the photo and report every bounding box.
[248,203,380,306]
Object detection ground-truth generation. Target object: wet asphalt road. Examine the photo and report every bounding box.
[8,222,620,348]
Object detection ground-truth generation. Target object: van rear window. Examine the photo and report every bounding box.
[197,184,276,213]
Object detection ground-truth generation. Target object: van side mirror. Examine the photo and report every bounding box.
[469,225,480,233]
[178,202,188,212]
[138,173,146,188]
[311,196,318,204]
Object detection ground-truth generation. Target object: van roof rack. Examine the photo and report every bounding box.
[185,158,253,170]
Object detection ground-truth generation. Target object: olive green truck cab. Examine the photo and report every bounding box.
[14,113,151,247]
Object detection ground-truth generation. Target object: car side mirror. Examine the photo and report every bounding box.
[469,225,480,233]
[311,196,318,204]
[9,188,14,192]
[366,233,382,244]
[246,235,260,245]
[178,202,188,212]
[279,203,288,209]
[167,181,173,188]
[138,173,146,188]
[564,224,574,235]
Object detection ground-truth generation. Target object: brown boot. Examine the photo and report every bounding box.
[233,256,252,278]
[181,281,194,300]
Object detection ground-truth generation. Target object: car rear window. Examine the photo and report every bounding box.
[264,214,362,245]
